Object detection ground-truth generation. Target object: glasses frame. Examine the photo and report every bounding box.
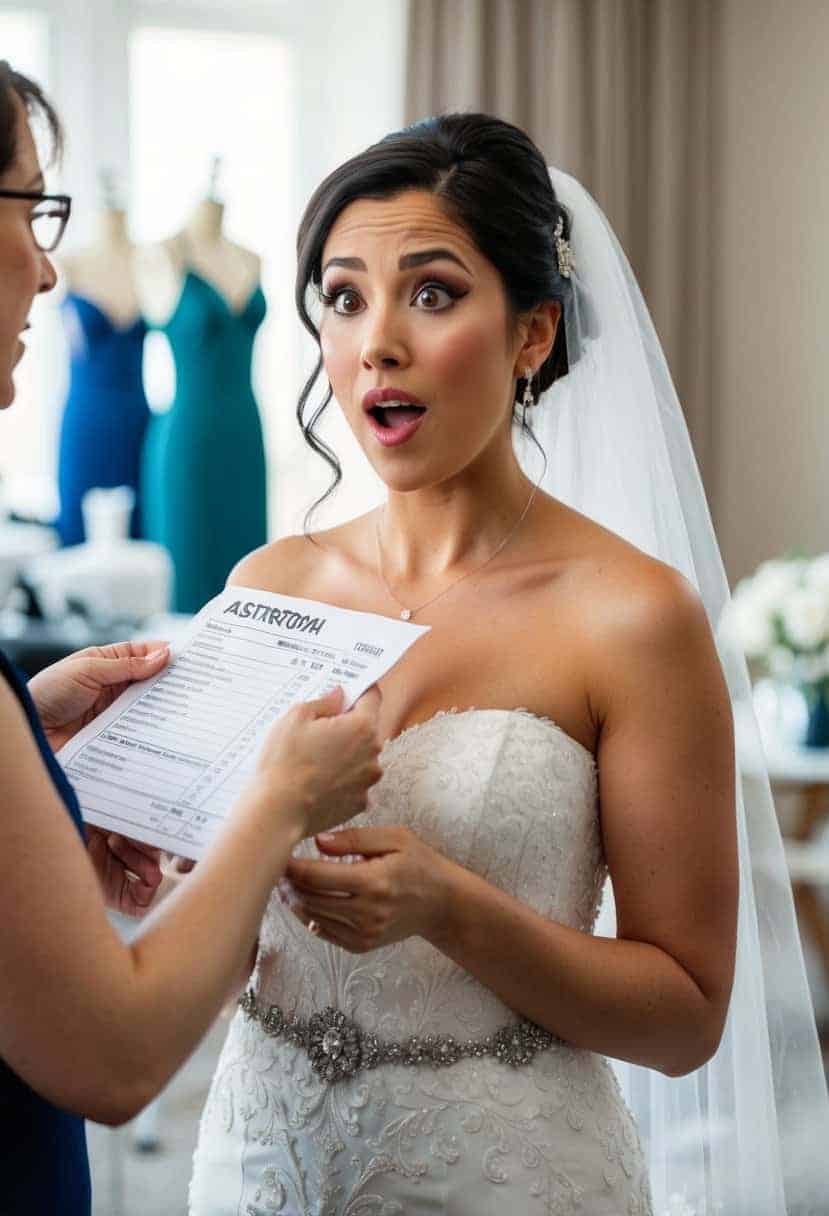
[0,189,72,252]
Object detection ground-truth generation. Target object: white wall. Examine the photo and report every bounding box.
[712,0,829,583]
[279,0,408,535]
[713,0,829,1020]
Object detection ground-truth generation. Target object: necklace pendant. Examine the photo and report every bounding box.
[400,608,412,621]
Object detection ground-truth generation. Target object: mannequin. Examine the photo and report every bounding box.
[60,169,142,329]
[132,158,261,323]
[135,159,268,613]
[55,171,149,545]
[133,199,261,324]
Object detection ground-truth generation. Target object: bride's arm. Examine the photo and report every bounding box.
[440,564,736,1077]
[285,563,738,1079]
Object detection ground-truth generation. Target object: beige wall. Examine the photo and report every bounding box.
[712,0,829,583]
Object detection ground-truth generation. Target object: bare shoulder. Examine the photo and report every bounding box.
[227,534,323,596]
[541,498,705,639]
[589,543,708,648]
[227,516,371,597]
[569,526,725,724]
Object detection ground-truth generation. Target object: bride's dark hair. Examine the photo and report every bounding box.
[295,112,571,516]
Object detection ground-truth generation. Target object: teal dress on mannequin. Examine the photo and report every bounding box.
[141,267,268,613]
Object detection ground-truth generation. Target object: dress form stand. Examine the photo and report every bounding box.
[55,170,150,545]
[135,163,268,613]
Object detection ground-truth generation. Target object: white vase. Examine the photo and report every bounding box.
[24,486,173,626]
[0,520,59,611]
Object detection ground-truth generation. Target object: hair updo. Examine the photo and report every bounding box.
[295,111,572,513]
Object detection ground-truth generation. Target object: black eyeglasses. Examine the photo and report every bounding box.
[0,189,72,252]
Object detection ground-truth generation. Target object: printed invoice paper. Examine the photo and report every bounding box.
[57,588,429,860]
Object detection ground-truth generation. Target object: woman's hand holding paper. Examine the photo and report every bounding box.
[28,640,170,916]
[250,684,384,846]
[29,639,170,753]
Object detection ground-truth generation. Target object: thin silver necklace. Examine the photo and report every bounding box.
[374,479,540,621]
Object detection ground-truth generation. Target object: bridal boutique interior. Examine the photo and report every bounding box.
[1,1,828,1212]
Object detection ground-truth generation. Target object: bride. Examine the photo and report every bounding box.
[189,113,828,1215]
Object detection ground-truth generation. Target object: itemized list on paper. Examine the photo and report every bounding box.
[58,588,428,860]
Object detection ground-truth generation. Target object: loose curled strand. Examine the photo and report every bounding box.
[295,354,342,533]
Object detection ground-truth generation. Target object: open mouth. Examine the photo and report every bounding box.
[369,403,428,430]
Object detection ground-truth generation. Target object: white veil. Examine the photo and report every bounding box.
[516,167,829,1215]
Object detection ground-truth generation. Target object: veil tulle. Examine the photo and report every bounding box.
[516,167,829,1215]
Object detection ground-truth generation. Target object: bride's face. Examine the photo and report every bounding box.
[318,189,526,492]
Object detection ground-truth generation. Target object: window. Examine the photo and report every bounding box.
[0,1,405,535]
[130,25,299,534]
[0,8,64,520]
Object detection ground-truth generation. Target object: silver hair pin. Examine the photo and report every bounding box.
[554,215,574,279]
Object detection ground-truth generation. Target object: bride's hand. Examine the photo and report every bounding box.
[281,826,454,952]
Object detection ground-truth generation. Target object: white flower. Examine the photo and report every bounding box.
[746,558,806,614]
[791,647,829,684]
[805,552,829,592]
[725,589,775,658]
[663,1194,697,1216]
[768,645,796,678]
[780,586,829,651]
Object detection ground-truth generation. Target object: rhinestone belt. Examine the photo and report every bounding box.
[239,988,558,1084]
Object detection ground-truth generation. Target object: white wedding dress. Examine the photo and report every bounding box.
[189,708,653,1215]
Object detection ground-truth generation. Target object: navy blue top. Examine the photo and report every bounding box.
[0,649,91,1214]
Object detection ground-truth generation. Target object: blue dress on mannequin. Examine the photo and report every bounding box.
[0,649,91,1215]
[56,293,150,546]
[140,267,268,613]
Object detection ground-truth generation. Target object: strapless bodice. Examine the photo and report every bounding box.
[190,709,653,1215]
[254,708,605,1041]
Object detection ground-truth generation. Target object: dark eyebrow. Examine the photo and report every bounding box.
[321,248,471,277]
[322,256,366,276]
[398,248,471,273]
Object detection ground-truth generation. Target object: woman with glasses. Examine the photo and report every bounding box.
[0,61,384,1216]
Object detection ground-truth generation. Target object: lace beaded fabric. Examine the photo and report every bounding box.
[189,709,653,1215]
